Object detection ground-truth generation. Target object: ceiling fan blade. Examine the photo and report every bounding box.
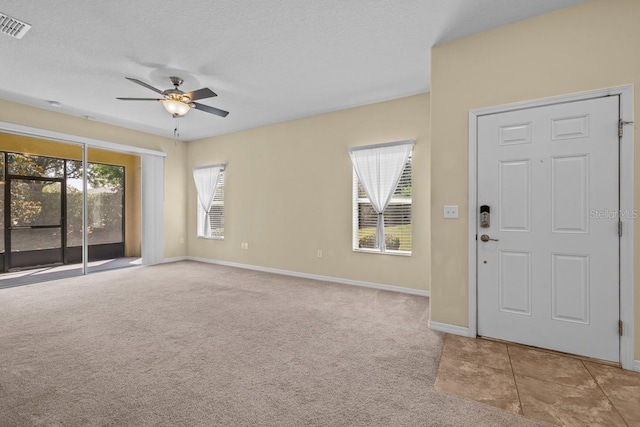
[125,77,164,95]
[193,102,229,117]
[186,87,217,101]
[116,97,163,101]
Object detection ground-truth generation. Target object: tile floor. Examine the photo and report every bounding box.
[435,334,640,427]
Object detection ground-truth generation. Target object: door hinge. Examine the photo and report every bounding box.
[619,320,623,336]
[619,119,634,137]
[618,220,623,237]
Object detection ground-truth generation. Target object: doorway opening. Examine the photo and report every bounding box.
[0,133,142,286]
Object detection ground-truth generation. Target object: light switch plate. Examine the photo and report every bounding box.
[444,205,459,219]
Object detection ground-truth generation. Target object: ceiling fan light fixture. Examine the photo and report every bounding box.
[162,99,190,117]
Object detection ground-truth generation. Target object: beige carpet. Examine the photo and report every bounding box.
[0,261,544,426]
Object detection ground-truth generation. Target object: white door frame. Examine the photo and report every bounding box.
[468,86,635,370]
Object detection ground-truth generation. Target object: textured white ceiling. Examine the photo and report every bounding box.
[0,0,585,141]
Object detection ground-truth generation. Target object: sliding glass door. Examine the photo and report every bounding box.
[0,147,136,274]
[0,132,146,285]
[65,159,126,264]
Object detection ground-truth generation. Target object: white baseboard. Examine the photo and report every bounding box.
[428,320,470,337]
[164,256,189,263]
[633,360,640,373]
[185,256,429,297]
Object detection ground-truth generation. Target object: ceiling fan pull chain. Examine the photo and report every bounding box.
[174,118,180,140]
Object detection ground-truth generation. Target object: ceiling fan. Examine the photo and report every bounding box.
[117,76,229,118]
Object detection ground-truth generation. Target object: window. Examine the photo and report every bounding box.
[350,141,413,254]
[193,165,225,239]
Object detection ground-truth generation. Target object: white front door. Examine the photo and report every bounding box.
[477,96,620,362]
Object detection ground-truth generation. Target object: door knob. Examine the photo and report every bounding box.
[480,234,499,242]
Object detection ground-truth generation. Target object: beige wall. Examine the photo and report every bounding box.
[429,0,640,359]
[188,94,430,291]
[0,100,188,259]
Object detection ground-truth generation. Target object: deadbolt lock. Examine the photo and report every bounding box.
[480,205,490,228]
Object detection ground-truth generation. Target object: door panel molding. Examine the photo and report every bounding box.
[469,85,634,370]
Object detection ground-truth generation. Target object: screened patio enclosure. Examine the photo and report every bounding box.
[0,132,141,274]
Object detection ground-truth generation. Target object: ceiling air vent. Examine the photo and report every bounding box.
[0,13,31,39]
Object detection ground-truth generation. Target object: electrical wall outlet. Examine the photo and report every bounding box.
[443,205,459,219]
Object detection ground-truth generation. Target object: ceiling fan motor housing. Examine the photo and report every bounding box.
[164,78,192,104]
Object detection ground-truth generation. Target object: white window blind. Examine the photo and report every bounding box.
[351,143,413,254]
[209,171,224,238]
